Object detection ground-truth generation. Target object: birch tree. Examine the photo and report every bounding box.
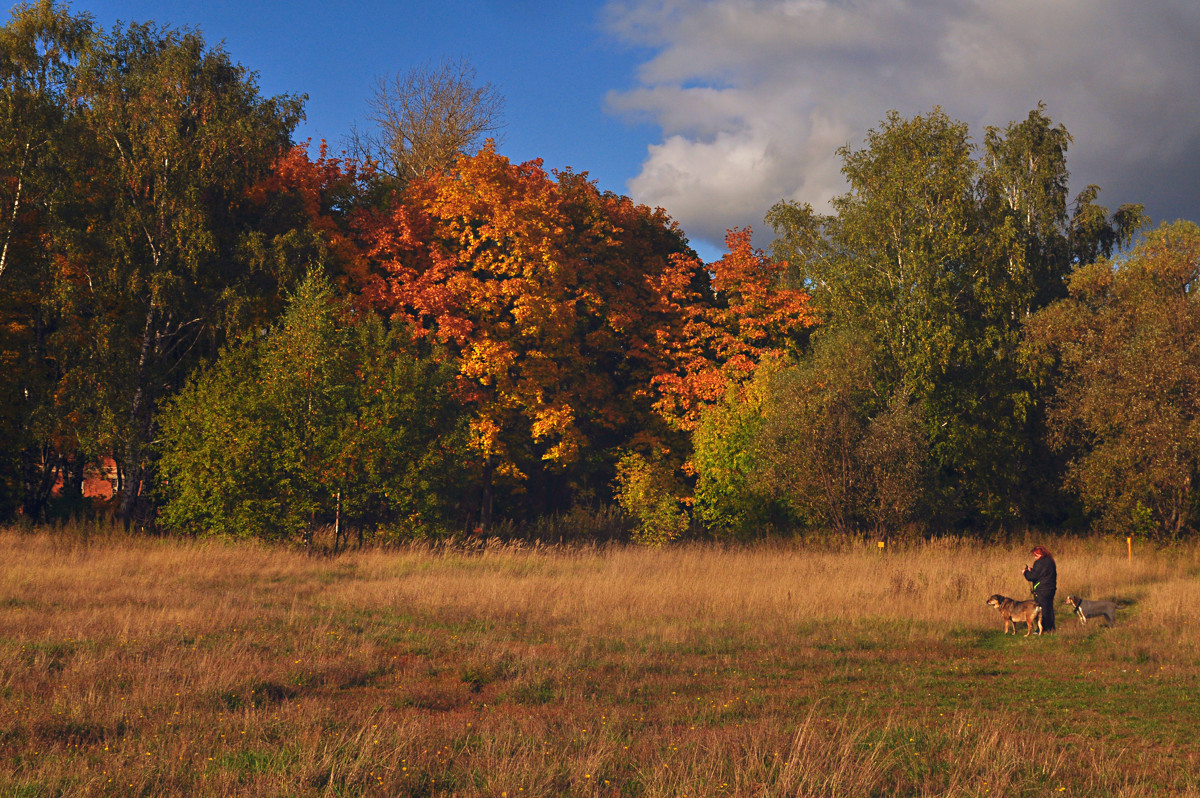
[75,21,302,525]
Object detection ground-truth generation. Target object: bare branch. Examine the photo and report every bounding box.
[362,57,504,182]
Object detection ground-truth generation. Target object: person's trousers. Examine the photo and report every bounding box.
[1033,590,1056,632]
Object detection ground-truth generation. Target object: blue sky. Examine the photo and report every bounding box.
[60,1,652,190]
[57,0,683,245]
[28,1,1200,262]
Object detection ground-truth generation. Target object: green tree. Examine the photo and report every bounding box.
[979,104,1073,313]
[975,106,1147,521]
[613,449,689,545]
[767,107,1146,528]
[1024,221,1200,539]
[770,109,1001,523]
[690,365,779,537]
[157,273,468,542]
[71,20,302,526]
[0,0,91,282]
[332,313,469,541]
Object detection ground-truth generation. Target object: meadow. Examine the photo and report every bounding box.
[2,525,1199,797]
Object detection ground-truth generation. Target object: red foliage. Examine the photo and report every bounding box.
[352,145,814,477]
[354,145,697,475]
[652,228,814,430]
[248,141,369,283]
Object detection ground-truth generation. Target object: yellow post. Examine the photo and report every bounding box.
[1127,536,1132,562]
[878,540,885,553]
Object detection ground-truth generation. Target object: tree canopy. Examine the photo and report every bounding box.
[1024,221,1200,539]
[157,273,468,543]
[765,106,1147,529]
[1,4,302,523]
[4,2,1196,542]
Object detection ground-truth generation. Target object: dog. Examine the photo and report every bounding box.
[1064,594,1118,625]
[986,594,1043,636]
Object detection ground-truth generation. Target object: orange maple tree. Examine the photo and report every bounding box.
[354,145,813,523]
[244,141,369,295]
[651,227,815,431]
[355,145,698,497]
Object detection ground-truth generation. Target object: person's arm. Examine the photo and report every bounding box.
[1024,558,1051,587]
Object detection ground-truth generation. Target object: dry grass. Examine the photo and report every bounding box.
[2,525,1199,796]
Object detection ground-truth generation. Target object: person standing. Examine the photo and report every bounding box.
[1022,545,1057,632]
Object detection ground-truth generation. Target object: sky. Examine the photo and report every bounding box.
[31,0,1200,262]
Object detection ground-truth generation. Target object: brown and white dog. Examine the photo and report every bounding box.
[987,594,1043,636]
[1064,594,1118,625]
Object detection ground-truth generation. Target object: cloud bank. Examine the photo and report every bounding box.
[603,0,1200,252]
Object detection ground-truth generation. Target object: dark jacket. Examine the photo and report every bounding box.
[1023,556,1057,596]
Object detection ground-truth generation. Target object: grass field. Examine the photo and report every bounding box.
[2,525,1199,796]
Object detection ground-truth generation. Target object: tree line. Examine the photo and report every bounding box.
[3,2,1197,542]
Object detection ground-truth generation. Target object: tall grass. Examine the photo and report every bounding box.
[2,525,1198,796]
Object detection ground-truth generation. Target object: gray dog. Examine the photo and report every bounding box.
[1064,594,1118,625]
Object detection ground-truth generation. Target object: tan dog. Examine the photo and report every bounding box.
[987,594,1043,636]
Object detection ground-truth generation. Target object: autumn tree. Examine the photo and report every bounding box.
[0,2,98,517]
[349,57,503,185]
[640,228,814,538]
[1024,221,1200,539]
[650,227,814,432]
[238,140,371,323]
[356,144,703,526]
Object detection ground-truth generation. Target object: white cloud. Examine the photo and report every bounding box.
[604,0,1200,254]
